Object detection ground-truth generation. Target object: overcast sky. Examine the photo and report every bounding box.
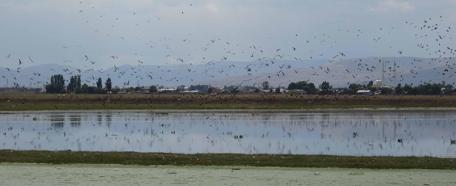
[1,0,456,68]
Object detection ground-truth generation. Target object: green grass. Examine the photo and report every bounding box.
[0,150,454,169]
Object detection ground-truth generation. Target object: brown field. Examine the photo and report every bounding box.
[1,93,456,110]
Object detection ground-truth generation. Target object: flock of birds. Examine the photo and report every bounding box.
[2,1,456,88]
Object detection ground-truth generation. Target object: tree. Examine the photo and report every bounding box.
[77,76,81,90]
[105,78,112,92]
[223,86,239,94]
[395,84,402,95]
[176,85,186,92]
[275,87,281,93]
[288,81,317,94]
[319,81,332,94]
[208,87,220,94]
[149,86,158,93]
[45,74,65,93]
[367,81,374,90]
[379,87,393,95]
[306,83,317,94]
[67,75,81,93]
[67,77,74,92]
[96,78,103,90]
[189,85,210,93]
[415,83,452,95]
[80,84,89,93]
[402,84,415,95]
[261,81,270,90]
[348,83,364,94]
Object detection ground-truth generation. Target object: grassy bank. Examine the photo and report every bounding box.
[2,93,456,110]
[0,150,455,169]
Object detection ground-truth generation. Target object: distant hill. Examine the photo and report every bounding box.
[1,57,455,88]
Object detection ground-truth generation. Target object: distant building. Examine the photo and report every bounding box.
[158,88,177,93]
[182,90,200,93]
[372,80,384,88]
[135,89,150,94]
[238,86,258,93]
[188,85,210,93]
[287,89,304,94]
[356,89,373,95]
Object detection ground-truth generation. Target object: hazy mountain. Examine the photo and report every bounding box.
[1,57,455,88]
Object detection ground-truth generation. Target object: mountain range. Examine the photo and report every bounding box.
[1,57,455,88]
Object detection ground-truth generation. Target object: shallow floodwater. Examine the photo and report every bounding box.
[0,110,455,157]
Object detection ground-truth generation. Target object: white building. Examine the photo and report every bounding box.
[356,89,373,95]
[372,80,384,88]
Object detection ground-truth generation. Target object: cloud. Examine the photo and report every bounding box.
[205,3,219,13]
[370,0,415,13]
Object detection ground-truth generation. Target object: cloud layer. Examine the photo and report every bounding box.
[0,0,455,69]
[370,0,415,13]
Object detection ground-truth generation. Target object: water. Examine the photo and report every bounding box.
[0,110,455,157]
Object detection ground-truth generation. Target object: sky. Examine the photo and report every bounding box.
[1,0,456,69]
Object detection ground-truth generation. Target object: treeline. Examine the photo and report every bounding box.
[394,83,453,95]
[284,80,452,95]
[286,80,453,95]
[45,74,112,94]
[45,74,454,95]
[345,81,452,95]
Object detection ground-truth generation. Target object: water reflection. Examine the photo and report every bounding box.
[69,114,81,127]
[49,114,65,128]
[97,113,102,125]
[0,111,455,157]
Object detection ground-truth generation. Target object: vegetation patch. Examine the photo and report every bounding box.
[0,150,454,169]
